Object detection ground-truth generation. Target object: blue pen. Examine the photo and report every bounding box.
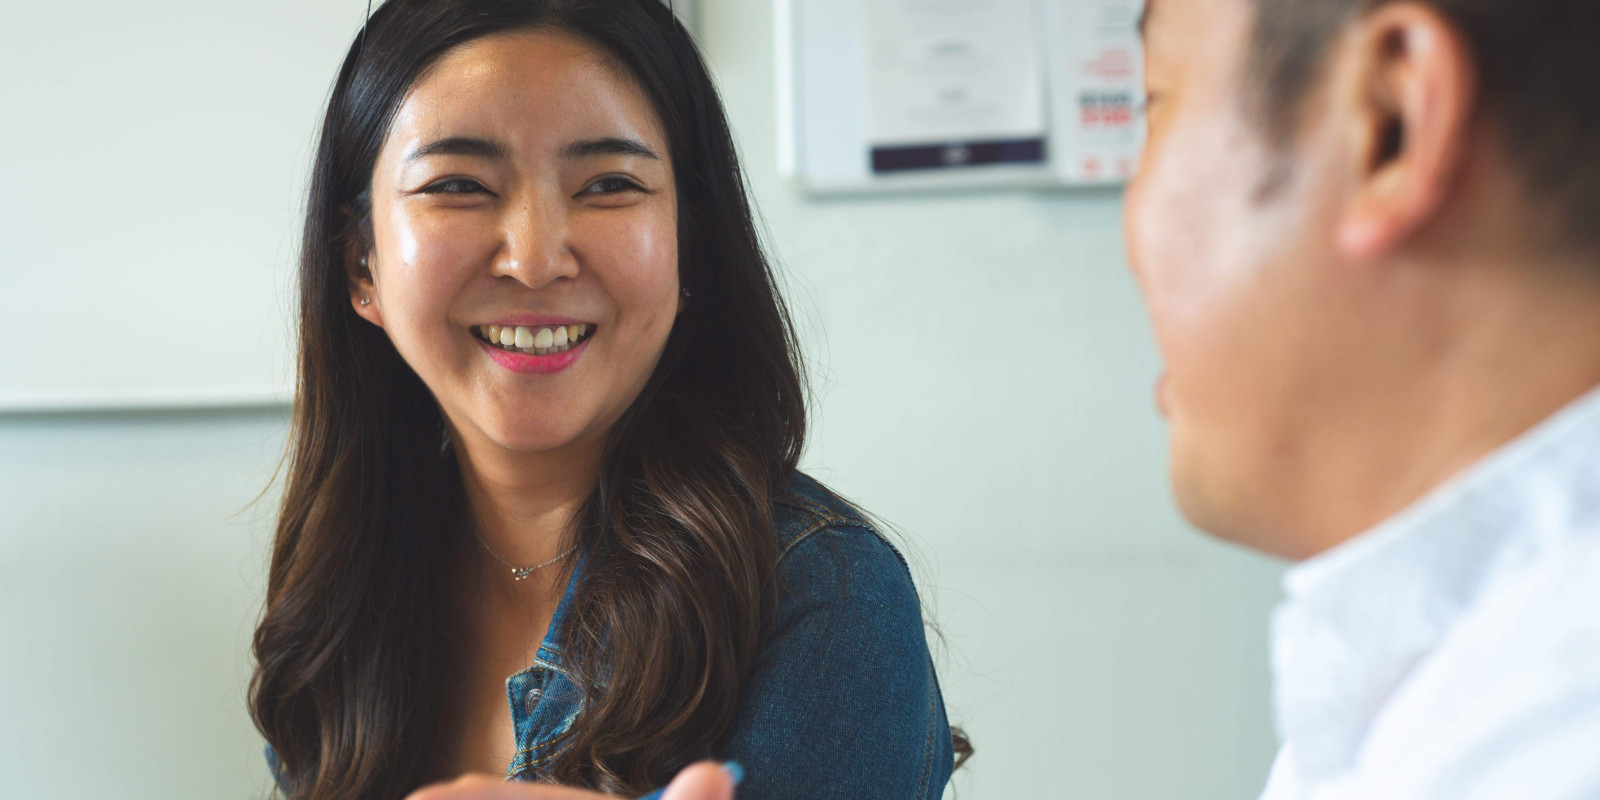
[635,761,744,800]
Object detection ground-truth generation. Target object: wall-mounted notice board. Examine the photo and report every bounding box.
[777,0,1144,195]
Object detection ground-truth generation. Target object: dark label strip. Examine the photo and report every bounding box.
[870,138,1047,174]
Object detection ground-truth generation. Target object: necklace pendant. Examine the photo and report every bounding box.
[511,566,536,581]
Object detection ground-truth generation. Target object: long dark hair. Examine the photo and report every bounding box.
[249,1,808,797]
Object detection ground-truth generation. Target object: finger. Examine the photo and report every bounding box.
[661,762,737,800]
[405,773,619,800]
[405,774,502,800]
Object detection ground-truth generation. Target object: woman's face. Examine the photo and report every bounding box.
[353,29,681,458]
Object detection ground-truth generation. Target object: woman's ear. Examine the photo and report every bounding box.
[343,210,384,328]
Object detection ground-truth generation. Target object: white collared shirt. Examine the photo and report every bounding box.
[1260,386,1600,800]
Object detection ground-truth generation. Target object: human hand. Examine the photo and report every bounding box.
[405,761,739,800]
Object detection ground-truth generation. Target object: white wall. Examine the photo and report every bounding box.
[0,2,1284,799]
[698,2,1284,797]
[0,410,285,798]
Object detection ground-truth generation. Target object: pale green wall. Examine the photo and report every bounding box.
[0,410,285,798]
[0,2,1283,798]
[697,1,1284,796]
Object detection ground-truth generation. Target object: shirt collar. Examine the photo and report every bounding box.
[1270,382,1600,780]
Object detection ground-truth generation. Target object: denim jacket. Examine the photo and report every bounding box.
[270,472,954,799]
[508,472,954,799]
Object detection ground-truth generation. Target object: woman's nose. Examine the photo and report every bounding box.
[489,199,580,289]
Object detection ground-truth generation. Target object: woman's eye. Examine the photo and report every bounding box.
[421,177,488,195]
[582,176,646,196]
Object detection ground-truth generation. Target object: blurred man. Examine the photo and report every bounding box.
[414,0,1600,798]
[1128,0,1600,796]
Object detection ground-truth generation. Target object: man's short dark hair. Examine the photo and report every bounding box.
[1248,0,1600,253]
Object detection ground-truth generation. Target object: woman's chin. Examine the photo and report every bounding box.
[476,421,594,457]
[442,399,606,458]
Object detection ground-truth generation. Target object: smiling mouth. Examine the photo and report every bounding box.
[474,323,595,356]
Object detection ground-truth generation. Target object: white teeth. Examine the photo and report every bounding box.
[481,323,591,354]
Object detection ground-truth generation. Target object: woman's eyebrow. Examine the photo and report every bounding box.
[405,136,510,163]
[562,137,660,160]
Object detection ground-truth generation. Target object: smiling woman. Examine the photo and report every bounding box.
[248,2,962,800]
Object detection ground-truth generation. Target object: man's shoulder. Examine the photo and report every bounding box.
[1355,531,1600,796]
[1426,528,1600,690]
[1267,535,1600,800]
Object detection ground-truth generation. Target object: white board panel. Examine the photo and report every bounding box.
[0,1,371,412]
[0,0,700,414]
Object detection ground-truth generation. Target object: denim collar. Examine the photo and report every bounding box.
[504,552,587,779]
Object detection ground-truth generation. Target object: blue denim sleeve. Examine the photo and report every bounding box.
[718,524,954,800]
[265,745,289,798]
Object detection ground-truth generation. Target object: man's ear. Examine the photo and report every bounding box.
[343,210,384,328]
[1332,2,1478,260]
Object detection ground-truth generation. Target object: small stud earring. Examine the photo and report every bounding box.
[359,255,369,268]
[360,297,371,306]
[680,288,692,299]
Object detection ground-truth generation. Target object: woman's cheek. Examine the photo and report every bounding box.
[389,210,496,308]
[578,212,680,321]
[368,214,481,384]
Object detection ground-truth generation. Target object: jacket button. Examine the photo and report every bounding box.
[523,688,543,712]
